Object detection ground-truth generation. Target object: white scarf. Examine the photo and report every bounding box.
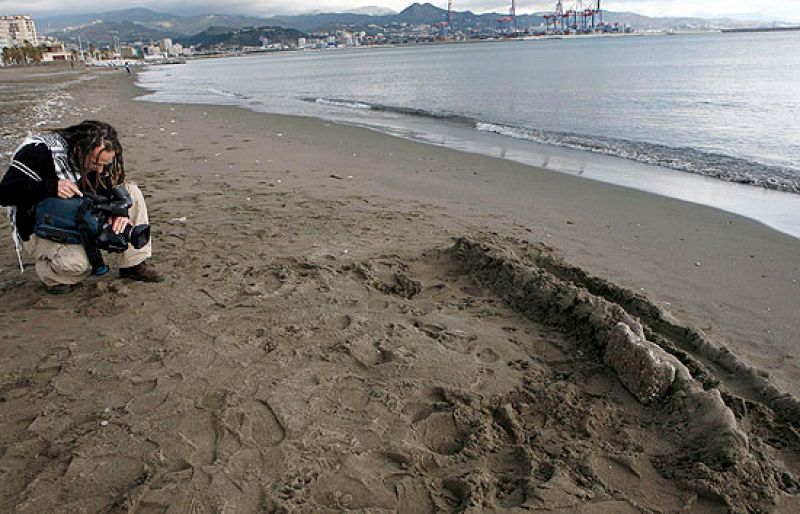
[5,133,80,272]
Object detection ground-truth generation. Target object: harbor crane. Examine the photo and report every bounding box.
[497,0,518,34]
[434,0,454,35]
[448,0,454,26]
[544,0,602,34]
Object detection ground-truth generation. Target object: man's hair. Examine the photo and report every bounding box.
[55,120,125,192]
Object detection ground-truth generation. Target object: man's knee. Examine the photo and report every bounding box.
[124,181,149,225]
[49,246,91,276]
[34,245,91,287]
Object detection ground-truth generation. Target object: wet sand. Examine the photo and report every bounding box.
[0,67,798,512]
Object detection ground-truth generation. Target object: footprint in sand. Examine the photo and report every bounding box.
[345,334,394,367]
[395,477,436,513]
[438,476,470,510]
[476,347,500,363]
[414,411,465,456]
[243,399,285,449]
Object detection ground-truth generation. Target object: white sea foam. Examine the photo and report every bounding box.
[476,122,800,194]
[314,98,372,110]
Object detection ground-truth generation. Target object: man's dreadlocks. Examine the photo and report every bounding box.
[55,120,125,193]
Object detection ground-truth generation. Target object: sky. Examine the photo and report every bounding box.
[4,1,800,22]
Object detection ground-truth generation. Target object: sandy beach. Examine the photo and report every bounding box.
[0,66,798,512]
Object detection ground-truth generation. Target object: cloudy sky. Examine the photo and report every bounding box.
[6,1,800,22]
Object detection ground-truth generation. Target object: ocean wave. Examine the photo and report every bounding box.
[303,97,800,195]
[310,98,372,110]
[476,122,800,194]
[303,97,475,125]
[207,88,248,99]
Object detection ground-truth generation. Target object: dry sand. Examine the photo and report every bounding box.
[0,66,798,513]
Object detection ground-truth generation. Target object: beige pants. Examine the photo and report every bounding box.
[23,182,152,287]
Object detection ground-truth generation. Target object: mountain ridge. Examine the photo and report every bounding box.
[38,3,777,45]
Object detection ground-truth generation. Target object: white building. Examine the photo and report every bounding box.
[160,38,173,53]
[0,15,38,46]
[168,42,183,56]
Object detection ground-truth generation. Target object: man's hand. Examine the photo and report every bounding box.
[56,179,82,199]
[110,216,131,235]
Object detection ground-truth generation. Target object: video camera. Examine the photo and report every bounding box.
[35,185,150,276]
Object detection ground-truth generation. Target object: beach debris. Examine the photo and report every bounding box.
[170,217,187,224]
[695,261,702,267]
[100,420,109,427]
[604,323,676,404]
[329,174,344,180]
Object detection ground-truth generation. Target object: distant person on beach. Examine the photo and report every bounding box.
[125,61,131,76]
[0,120,164,293]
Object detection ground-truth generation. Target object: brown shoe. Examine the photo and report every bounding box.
[45,283,82,295]
[119,260,164,282]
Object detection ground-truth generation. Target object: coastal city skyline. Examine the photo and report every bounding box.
[6,0,800,22]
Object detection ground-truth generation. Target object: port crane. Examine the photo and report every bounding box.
[433,0,454,35]
[544,0,603,34]
[496,0,518,34]
[448,0,454,26]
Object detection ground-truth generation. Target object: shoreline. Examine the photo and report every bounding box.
[135,50,800,227]
[1,68,798,511]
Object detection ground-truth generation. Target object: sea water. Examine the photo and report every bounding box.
[137,32,800,237]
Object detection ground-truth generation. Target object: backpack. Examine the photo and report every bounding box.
[34,197,100,245]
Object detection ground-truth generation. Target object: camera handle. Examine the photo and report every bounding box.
[75,199,109,276]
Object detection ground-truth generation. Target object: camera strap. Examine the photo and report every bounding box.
[75,200,109,276]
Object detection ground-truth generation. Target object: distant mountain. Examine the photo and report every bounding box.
[49,20,176,46]
[348,6,398,16]
[181,26,305,48]
[597,11,769,30]
[39,8,272,37]
[37,3,777,46]
[39,3,540,39]
[38,8,181,33]
[301,3,543,33]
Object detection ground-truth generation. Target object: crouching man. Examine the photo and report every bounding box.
[0,120,163,293]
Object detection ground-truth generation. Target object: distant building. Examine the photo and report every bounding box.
[120,45,140,59]
[144,44,161,57]
[160,38,173,53]
[168,43,183,56]
[0,15,39,46]
[40,41,69,62]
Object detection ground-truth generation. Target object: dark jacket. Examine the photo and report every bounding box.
[0,134,78,241]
